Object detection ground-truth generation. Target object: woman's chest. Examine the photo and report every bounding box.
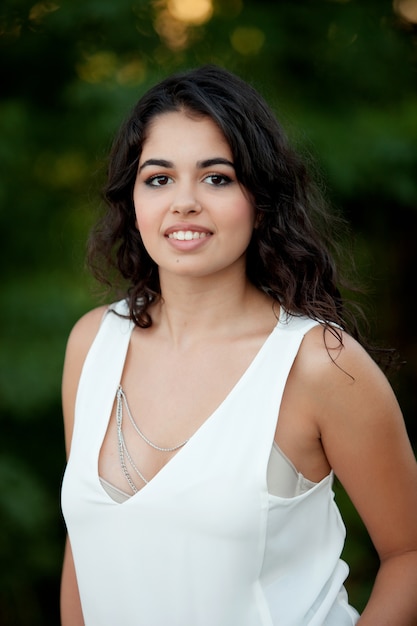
[98,331,274,494]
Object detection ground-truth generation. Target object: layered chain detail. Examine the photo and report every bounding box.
[116,385,189,493]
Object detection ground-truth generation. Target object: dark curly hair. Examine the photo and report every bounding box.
[87,64,392,366]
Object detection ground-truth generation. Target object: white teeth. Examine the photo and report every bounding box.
[168,230,209,240]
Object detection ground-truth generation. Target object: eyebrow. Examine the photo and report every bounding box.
[138,157,235,172]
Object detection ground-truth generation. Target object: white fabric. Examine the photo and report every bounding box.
[99,476,130,503]
[267,442,317,498]
[61,300,360,625]
[99,439,316,503]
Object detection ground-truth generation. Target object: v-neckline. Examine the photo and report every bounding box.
[97,308,284,504]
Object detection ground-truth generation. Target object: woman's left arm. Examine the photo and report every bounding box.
[317,332,417,625]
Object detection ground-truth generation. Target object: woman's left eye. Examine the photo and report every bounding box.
[204,174,232,186]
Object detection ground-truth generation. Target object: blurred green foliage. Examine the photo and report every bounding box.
[1,0,416,623]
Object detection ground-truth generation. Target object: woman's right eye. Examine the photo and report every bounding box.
[145,175,172,187]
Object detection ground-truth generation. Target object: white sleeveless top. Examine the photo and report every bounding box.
[98,441,317,503]
[61,300,360,626]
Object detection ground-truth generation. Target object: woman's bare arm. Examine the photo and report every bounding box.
[311,330,417,625]
[60,306,108,626]
[61,538,84,626]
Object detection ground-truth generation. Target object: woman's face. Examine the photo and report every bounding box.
[133,110,256,284]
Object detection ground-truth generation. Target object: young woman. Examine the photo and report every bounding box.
[60,65,417,625]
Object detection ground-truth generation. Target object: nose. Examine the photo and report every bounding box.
[169,183,201,215]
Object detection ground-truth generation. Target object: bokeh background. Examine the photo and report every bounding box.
[1,0,416,623]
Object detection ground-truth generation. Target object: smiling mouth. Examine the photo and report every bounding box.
[168,230,211,241]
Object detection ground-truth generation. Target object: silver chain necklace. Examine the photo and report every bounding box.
[115,385,189,492]
[117,386,189,451]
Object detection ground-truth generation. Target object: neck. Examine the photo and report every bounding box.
[150,271,271,347]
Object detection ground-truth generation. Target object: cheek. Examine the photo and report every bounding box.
[133,184,150,232]
[232,199,256,234]
[133,200,150,233]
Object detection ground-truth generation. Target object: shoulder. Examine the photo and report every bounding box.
[62,305,109,456]
[295,322,384,389]
[297,323,408,483]
[66,305,109,348]
[279,322,393,472]
[63,304,111,395]
[291,323,403,456]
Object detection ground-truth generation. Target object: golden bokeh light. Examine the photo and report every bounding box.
[76,51,146,86]
[153,9,189,51]
[152,0,213,51]
[29,2,60,24]
[394,0,417,22]
[167,0,213,25]
[230,26,265,56]
[76,51,118,84]
[116,59,146,86]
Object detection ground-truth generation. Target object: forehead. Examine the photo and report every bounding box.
[141,111,231,157]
